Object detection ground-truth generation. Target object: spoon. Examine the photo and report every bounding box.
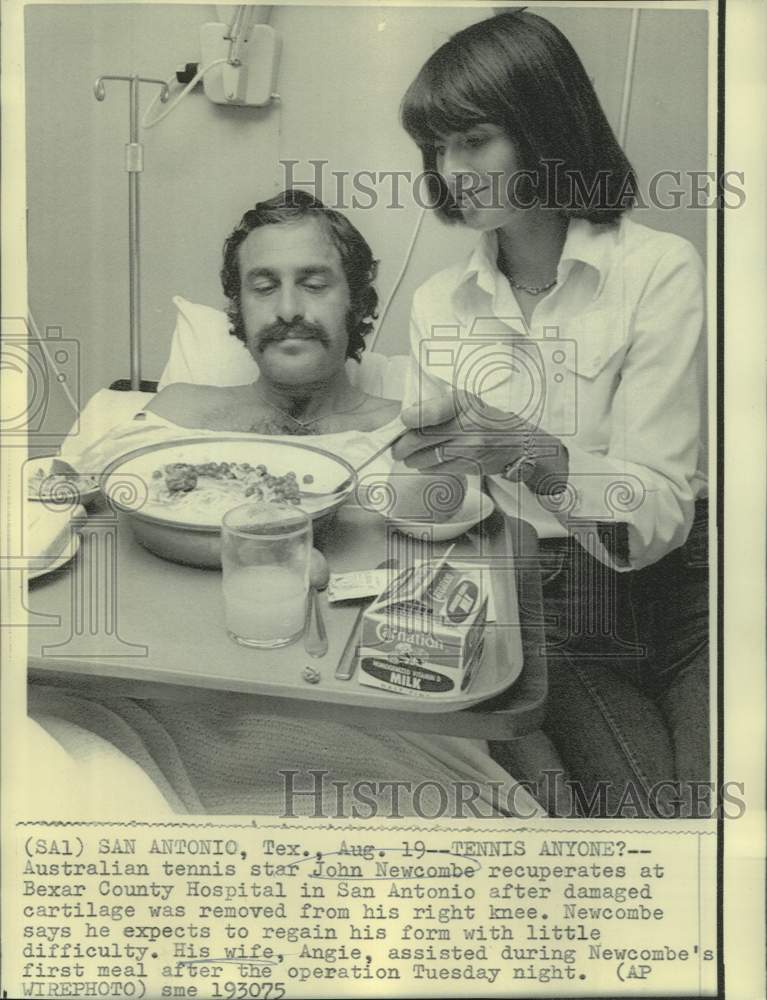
[304,386,522,502]
[298,423,408,501]
[304,549,330,658]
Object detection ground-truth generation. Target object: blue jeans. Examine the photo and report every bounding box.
[530,501,710,818]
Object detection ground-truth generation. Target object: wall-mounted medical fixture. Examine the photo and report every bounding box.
[201,5,281,107]
[141,5,280,127]
[93,75,170,391]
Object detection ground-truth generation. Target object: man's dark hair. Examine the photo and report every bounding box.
[401,11,637,224]
[221,189,379,362]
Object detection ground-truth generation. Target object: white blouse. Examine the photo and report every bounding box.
[403,216,707,571]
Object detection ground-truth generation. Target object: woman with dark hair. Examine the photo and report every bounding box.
[402,12,636,226]
[393,11,710,817]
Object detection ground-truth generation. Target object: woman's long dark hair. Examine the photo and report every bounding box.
[401,11,636,224]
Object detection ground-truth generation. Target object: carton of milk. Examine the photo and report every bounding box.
[357,562,488,698]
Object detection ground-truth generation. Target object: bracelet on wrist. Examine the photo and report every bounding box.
[500,428,537,484]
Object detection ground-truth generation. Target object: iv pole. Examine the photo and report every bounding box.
[94,75,169,391]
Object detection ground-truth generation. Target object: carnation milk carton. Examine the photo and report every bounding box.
[357,562,488,698]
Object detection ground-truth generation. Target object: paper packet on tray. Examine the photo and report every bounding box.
[357,561,488,698]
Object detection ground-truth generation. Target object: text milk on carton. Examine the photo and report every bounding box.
[357,562,488,697]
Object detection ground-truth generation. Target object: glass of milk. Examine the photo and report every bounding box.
[221,501,312,648]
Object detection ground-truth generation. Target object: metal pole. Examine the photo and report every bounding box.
[94,74,168,391]
[128,75,141,390]
[618,10,641,148]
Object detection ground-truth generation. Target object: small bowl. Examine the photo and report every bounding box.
[387,484,495,541]
[27,456,101,508]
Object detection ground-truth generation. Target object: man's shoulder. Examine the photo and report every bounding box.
[145,382,248,424]
[147,381,230,407]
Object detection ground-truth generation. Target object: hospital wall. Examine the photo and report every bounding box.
[23,4,709,441]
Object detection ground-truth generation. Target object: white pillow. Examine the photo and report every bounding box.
[158,296,259,389]
[158,296,411,400]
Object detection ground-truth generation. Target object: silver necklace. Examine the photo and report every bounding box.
[507,273,558,296]
[252,390,368,434]
[498,248,557,296]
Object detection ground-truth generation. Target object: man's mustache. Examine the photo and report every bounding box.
[256,319,330,350]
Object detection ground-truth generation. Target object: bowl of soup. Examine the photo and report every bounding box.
[102,436,356,568]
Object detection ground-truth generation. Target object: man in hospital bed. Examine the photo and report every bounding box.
[71,189,455,520]
[29,190,542,818]
[145,188,402,436]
